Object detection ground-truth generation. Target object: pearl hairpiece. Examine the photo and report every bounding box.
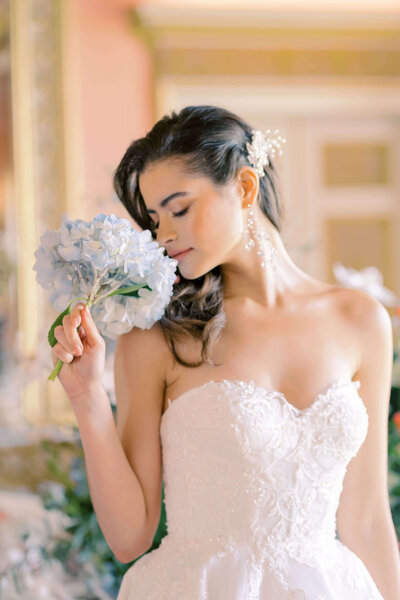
[246,129,286,177]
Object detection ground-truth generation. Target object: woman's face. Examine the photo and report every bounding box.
[138,158,257,280]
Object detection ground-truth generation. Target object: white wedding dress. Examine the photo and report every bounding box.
[117,377,384,599]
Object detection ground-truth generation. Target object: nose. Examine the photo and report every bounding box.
[156,217,177,247]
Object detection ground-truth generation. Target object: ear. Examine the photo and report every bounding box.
[236,166,259,209]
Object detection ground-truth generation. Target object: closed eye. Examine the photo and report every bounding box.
[173,207,189,217]
[151,206,189,229]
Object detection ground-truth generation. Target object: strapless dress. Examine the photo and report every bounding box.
[117,377,383,599]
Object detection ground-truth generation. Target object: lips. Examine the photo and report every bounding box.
[170,249,192,261]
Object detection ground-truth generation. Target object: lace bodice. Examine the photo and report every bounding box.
[117,377,383,599]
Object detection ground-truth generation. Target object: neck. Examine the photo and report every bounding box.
[220,210,315,309]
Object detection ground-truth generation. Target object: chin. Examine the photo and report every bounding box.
[178,254,220,281]
[177,266,202,281]
[181,267,219,282]
[178,271,199,281]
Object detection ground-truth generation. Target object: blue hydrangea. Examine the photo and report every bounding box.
[33,213,178,340]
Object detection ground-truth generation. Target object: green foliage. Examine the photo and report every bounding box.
[39,430,167,599]
[388,419,400,532]
[388,386,400,538]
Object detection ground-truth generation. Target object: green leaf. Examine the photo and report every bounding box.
[47,297,87,347]
[104,283,151,298]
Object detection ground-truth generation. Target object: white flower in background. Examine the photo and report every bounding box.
[0,490,98,599]
[332,262,399,307]
[33,213,178,381]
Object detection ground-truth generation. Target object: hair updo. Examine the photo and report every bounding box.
[113,105,285,368]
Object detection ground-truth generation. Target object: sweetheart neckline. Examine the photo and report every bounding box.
[161,377,362,424]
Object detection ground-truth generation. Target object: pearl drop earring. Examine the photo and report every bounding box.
[243,202,278,271]
[242,126,285,272]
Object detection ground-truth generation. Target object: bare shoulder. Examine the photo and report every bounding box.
[327,285,393,369]
[331,285,392,334]
[114,322,173,424]
[126,320,170,353]
[116,320,173,370]
[117,319,171,356]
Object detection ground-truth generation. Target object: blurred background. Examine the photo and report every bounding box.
[1,0,400,597]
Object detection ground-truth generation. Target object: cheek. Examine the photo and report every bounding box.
[188,212,211,242]
[189,201,242,247]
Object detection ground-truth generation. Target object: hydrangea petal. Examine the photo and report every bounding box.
[34,213,178,340]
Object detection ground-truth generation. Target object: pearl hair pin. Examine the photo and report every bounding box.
[246,129,286,177]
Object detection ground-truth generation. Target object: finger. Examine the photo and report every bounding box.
[71,302,86,328]
[52,343,74,364]
[53,326,76,355]
[51,348,74,368]
[64,307,85,352]
[81,305,103,346]
[63,316,83,355]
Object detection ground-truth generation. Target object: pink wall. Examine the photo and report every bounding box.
[73,0,154,218]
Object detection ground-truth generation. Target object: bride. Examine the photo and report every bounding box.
[51,105,400,598]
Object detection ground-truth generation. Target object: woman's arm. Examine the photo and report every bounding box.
[72,324,168,563]
[76,387,150,562]
[336,289,400,600]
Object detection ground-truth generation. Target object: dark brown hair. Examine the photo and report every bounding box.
[113,105,285,367]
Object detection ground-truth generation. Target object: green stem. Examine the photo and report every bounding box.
[47,280,149,382]
[48,359,64,382]
[47,297,93,382]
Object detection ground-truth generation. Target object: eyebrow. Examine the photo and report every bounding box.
[146,191,189,214]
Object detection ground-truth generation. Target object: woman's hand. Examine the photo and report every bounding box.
[51,303,106,405]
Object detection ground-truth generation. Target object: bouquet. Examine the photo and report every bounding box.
[33,214,178,382]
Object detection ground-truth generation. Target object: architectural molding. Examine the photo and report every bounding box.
[135,6,400,30]
[10,0,72,425]
[132,6,400,80]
